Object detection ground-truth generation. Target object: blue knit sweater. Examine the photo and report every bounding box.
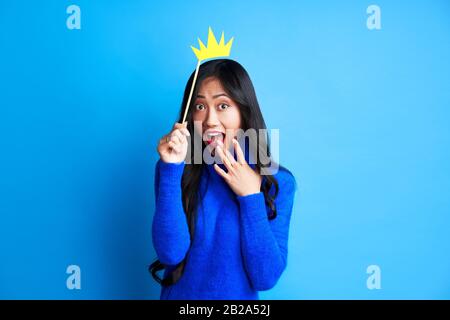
[152,155,296,300]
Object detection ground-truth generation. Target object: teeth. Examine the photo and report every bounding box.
[206,132,222,139]
[204,132,224,144]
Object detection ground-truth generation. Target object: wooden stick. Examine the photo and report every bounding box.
[182,59,201,124]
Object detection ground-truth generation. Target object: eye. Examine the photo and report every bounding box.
[195,104,205,111]
[218,103,230,110]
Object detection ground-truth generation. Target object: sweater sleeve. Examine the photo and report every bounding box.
[237,170,296,291]
[152,159,191,266]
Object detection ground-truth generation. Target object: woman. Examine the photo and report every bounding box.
[150,59,296,299]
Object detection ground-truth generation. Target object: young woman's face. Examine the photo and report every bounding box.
[193,76,242,154]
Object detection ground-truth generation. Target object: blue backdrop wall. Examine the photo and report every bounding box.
[0,0,449,299]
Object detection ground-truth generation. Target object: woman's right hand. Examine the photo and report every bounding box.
[157,122,190,163]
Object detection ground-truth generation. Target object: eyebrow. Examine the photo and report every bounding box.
[196,93,229,99]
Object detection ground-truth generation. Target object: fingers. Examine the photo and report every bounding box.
[232,139,246,164]
[224,147,237,166]
[159,135,168,145]
[180,128,190,137]
[168,131,185,153]
[217,140,237,166]
[159,133,180,146]
[215,144,236,172]
[215,145,228,166]
[171,122,190,140]
[168,141,181,153]
[170,129,185,145]
[173,122,190,135]
[159,123,190,147]
[214,163,229,181]
[157,122,190,159]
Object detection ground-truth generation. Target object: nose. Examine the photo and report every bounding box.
[205,106,220,128]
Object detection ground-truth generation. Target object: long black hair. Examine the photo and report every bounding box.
[149,59,285,286]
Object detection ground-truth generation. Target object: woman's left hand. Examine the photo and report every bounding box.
[214,139,262,197]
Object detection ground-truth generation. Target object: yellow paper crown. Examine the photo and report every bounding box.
[191,27,234,61]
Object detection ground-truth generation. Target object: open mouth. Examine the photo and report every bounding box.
[204,131,225,146]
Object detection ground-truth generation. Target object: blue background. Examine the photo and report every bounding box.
[1,0,449,299]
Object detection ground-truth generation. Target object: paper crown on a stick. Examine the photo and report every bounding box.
[191,27,234,61]
[181,27,234,123]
